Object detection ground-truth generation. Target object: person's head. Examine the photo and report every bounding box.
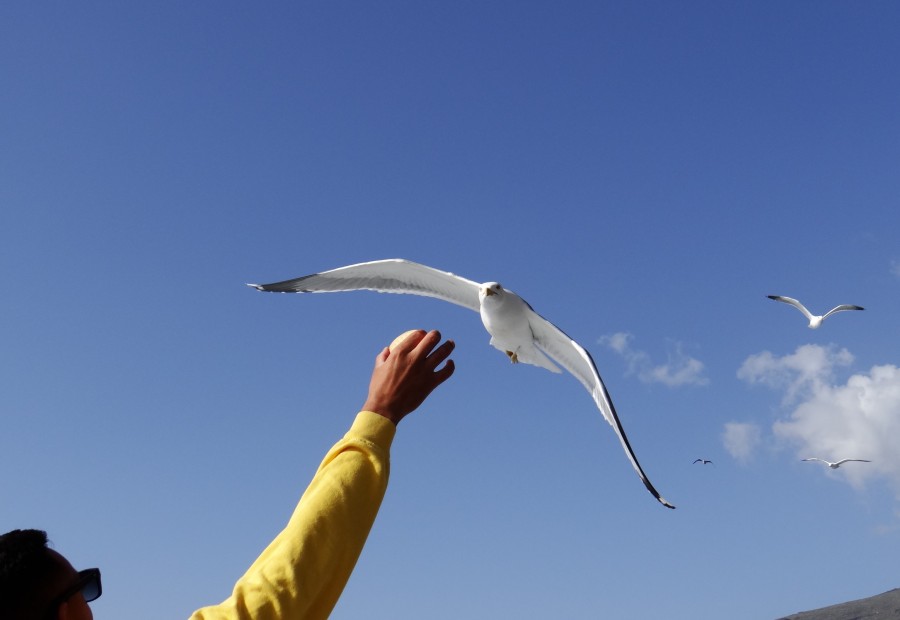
[0,529,101,620]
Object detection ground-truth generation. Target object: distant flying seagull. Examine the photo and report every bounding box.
[249,259,674,509]
[801,458,871,469]
[693,459,713,465]
[767,295,864,329]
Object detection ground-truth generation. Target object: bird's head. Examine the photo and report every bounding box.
[480,282,504,299]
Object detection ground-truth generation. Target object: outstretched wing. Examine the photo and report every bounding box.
[525,308,675,509]
[802,458,828,465]
[249,259,482,312]
[822,305,865,320]
[768,295,814,321]
[833,459,871,466]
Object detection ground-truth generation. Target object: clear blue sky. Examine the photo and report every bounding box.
[2,2,899,619]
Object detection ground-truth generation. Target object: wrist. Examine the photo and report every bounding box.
[373,410,401,426]
[362,400,402,426]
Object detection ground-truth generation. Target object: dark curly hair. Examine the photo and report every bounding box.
[0,529,67,619]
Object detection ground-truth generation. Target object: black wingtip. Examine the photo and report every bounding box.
[642,478,675,509]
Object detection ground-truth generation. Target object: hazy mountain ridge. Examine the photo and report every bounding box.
[777,588,900,619]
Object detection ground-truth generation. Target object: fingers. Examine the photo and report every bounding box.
[432,358,455,386]
[410,329,439,357]
[375,346,390,365]
[375,329,456,378]
[391,330,449,364]
[386,329,455,385]
[421,332,455,390]
[425,337,455,370]
[392,329,428,355]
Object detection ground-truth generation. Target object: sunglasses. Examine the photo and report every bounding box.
[46,568,102,617]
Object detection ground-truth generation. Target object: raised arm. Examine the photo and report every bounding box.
[190,330,454,620]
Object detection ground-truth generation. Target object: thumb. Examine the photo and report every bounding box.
[375,346,390,364]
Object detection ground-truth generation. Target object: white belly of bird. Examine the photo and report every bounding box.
[480,295,530,353]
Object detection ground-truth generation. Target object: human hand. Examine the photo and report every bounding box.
[362,330,455,425]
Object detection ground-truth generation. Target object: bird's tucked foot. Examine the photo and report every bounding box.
[506,350,519,364]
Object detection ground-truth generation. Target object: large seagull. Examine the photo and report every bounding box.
[249,259,674,509]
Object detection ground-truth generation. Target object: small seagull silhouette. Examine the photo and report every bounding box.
[692,459,713,465]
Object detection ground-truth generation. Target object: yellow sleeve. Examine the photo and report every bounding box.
[189,411,396,620]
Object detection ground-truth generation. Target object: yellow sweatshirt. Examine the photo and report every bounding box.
[189,411,395,620]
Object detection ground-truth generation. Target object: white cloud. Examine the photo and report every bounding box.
[602,332,632,355]
[599,332,709,388]
[738,344,900,495]
[723,422,762,464]
[737,344,853,405]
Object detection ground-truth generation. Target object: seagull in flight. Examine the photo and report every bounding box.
[801,458,871,469]
[249,259,674,509]
[692,459,713,465]
[767,295,864,329]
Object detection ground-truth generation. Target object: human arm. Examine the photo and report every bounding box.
[189,330,455,620]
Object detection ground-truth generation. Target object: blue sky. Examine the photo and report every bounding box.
[2,2,899,618]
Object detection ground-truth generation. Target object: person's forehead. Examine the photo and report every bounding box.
[45,548,78,577]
